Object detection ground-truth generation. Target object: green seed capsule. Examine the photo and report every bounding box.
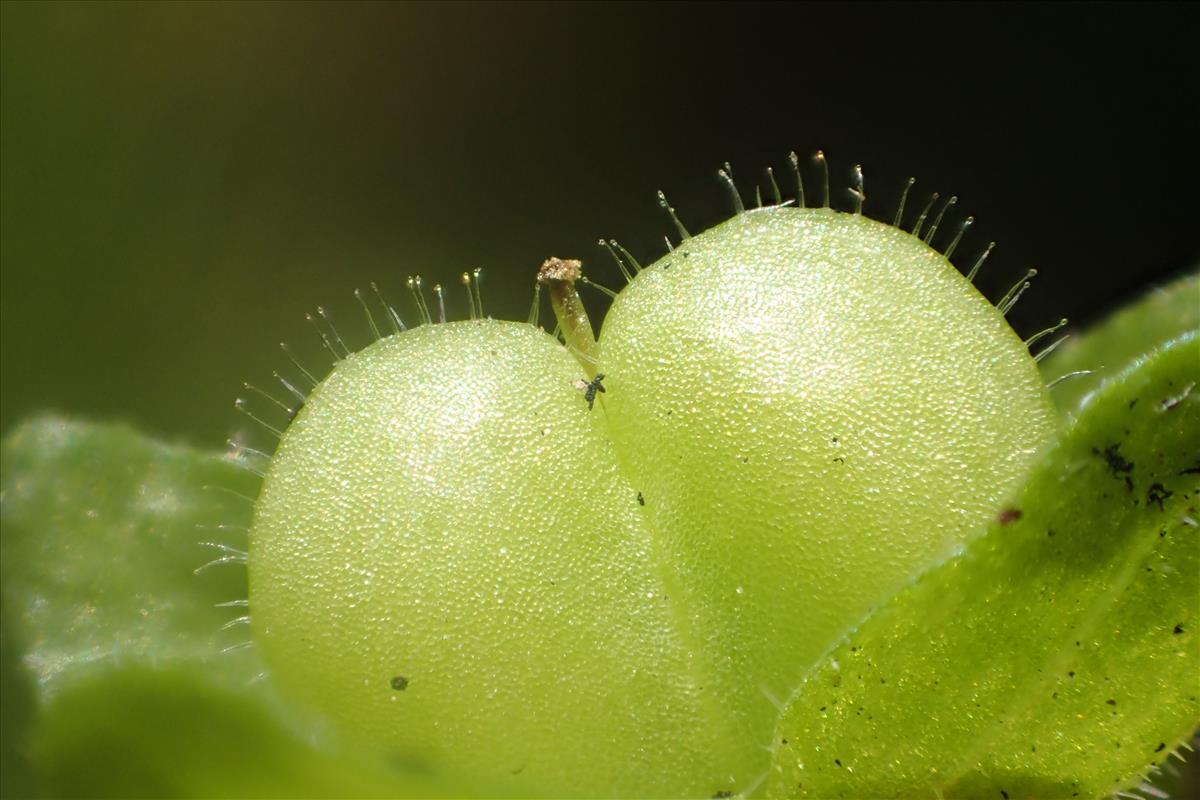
[250,320,746,796]
[250,202,1057,796]
[596,206,1057,754]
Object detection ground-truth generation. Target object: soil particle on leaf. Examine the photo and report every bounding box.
[1146,482,1174,510]
[1095,443,1135,481]
[997,508,1023,526]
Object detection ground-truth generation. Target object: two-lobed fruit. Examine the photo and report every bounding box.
[249,204,1057,795]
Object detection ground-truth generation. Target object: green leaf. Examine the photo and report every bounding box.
[1,416,484,798]
[29,664,485,799]
[1042,272,1199,417]
[767,334,1200,799]
[1,604,36,799]
[1,415,262,694]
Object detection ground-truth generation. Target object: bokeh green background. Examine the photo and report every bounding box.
[2,1,1196,447]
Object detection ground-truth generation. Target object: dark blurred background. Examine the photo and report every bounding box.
[3,1,1198,444]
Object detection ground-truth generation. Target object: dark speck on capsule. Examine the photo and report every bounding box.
[390,675,409,691]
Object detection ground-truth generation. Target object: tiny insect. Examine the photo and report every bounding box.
[573,373,606,410]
